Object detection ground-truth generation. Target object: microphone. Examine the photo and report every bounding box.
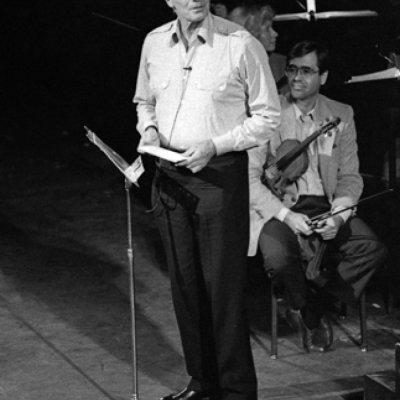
[183,66,192,71]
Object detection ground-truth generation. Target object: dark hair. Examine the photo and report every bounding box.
[287,40,330,73]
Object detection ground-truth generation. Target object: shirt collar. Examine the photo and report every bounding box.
[170,13,212,47]
[293,101,317,122]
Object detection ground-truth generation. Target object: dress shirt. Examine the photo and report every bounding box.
[134,13,280,155]
[294,106,325,197]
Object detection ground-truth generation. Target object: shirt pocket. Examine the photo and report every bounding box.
[195,75,242,102]
[149,76,170,99]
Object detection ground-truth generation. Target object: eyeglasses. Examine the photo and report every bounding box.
[285,65,319,78]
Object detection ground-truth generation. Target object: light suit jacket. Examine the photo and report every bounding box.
[248,93,364,256]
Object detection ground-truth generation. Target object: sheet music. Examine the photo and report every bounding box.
[346,67,400,84]
[139,145,187,163]
[85,126,143,186]
[124,156,144,186]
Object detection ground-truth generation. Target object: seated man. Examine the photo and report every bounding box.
[248,40,388,352]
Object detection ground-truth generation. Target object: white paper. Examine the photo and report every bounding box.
[139,145,187,163]
[346,67,400,84]
[274,9,377,21]
[124,156,144,187]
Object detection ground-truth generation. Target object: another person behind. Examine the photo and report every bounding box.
[248,40,387,352]
[210,0,242,18]
[134,1,280,399]
[212,1,287,86]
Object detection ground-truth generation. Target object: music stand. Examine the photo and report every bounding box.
[345,68,400,188]
[84,126,141,400]
[125,178,139,400]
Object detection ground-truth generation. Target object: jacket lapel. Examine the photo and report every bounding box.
[315,95,341,199]
[314,96,338,157]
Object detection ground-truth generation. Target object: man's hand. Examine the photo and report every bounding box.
[176,139,216,173]
[137,127,160,152]
[284,211,313,236]
[313,215,343,240]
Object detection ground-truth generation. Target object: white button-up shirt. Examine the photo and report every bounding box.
[134,13,280,155]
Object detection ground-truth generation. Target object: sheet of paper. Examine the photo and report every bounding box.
[124,156,144,187]
[346,67,400,84]
[139,145,187,163]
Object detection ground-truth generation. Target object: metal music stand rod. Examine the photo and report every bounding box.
[125,178,139,400]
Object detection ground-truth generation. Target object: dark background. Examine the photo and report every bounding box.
[4,0,400,156]
[3,0,400,286]
[3,0,400,213]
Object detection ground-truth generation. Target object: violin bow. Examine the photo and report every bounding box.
[308,188,394,227]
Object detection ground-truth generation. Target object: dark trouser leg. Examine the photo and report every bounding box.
[259,219,323,329]
[259,219,308,310]
[259,210,387,330]
[153,154,257,400]
[323,216,388,305]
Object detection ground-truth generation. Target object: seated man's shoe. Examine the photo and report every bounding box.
[285,308,325,353]
[160,388,210,400]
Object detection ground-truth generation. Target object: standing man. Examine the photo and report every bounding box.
[134,1,280,400]
[248,40,387,352]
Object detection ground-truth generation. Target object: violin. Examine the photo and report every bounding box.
[262,117,341,207]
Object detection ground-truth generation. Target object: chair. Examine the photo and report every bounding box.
[268,245,394,359]
[338,292,368,352]
[268,280,368,359]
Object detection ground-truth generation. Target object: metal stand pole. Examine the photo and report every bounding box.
[125,178,139,400]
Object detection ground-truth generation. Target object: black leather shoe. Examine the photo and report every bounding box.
[285,308,325,353]
[160,388,210,400]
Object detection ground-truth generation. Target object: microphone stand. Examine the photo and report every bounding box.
[84,126,140,400]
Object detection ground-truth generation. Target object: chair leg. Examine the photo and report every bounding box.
[359,291,368,352]
[270,280,278,359]
[383,273,394,315]
[339,302,347,320]
[339,293,367,352]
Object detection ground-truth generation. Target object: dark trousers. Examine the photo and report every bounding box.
[152,152,257,400]
[258,196,387,326]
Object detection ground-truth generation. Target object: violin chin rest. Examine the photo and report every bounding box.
[282,184,299,208]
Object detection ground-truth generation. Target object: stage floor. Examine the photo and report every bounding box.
[1,129,399,400]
